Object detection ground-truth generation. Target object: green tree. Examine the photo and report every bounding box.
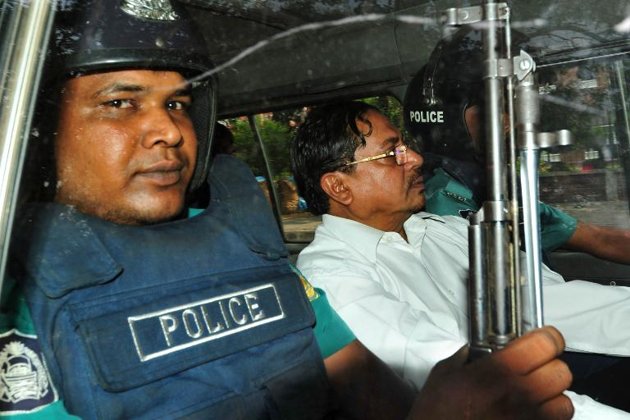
[230,115,296,179]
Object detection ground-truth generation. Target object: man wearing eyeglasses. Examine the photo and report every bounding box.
[291,100,630,417]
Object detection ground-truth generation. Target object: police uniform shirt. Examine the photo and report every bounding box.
[424,167,578,252]
[0,278,79,419]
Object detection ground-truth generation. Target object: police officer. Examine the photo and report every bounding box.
[4,2,572,419]
[404,26,630,264]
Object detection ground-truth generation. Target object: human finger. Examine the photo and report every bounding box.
[535,394,575,420]
[513,358,573,403]
[491,326,566,375]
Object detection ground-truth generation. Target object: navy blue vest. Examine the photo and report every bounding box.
[12,156,329,419]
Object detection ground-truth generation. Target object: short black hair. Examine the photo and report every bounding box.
[290,101,379,215]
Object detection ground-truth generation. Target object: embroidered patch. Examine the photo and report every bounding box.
[289,265,319,302]
[120,0,179,21]
[458,208,476,219]
[128,283,286,362]
[0,330,58,414]
[444,190,470,203]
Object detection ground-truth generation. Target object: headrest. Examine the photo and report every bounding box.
[208,155,288,259]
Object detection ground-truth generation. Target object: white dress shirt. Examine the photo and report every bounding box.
[297,212,630,419]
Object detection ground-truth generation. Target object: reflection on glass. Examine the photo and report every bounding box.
[539,57,630,229]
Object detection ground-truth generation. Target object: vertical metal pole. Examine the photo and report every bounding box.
[504,12,522,337]
[614,60,630,155]
[0,0,57,290]
[613,60,630,214]
[519,148,544,328]
[247,115,286,237]
[515,71,545,329]
[481,0,515,347]
[468,211,488,352]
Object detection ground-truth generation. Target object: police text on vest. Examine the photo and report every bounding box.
[128,284,285,361]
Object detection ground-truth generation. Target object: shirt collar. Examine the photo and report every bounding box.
[321,214,386,261]
[403,212,446,247]
[407,211,447,225]
[321,212,447,260]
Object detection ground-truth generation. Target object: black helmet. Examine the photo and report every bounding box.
[49,0,216,191]
[403,26,526,163]
[403,27,486,163]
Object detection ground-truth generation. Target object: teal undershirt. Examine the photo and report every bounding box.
[0,278,80,419]
[309,287,355,358]
[424,168,578,252]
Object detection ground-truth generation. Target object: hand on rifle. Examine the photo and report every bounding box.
[409,326,574,419]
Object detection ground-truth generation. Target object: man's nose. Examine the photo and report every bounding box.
[405,147,424,170]
[141,108,183,148]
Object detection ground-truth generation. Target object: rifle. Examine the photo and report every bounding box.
[443,1,572,357]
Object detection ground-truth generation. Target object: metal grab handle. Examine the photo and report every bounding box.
[517,70,574,331]
[0,1,57,294]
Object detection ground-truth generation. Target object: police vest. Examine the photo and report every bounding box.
[12,156,330,419]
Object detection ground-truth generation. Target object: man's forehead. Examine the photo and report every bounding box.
[66,69,191,95]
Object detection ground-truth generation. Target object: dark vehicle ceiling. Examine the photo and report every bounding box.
[180,0,630,117]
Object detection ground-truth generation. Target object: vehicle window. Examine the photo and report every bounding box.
[538,57,630,229]
[229,65,630,240]
[225,111,319,243]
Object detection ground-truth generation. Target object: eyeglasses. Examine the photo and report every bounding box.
[344,144,408,166]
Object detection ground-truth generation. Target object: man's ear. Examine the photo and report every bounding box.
[320,172,352,206]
